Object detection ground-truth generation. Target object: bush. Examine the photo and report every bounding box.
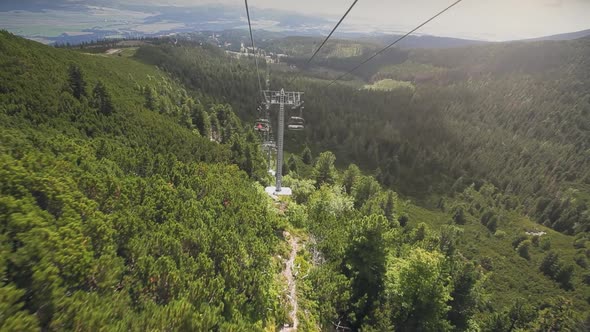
[452,206,467,225]
[517,240,532,260]
[540,251,560,278]
[486,216,498,232]
[286,202,308,229]
[512,235,528,249]
[540,251,574,290]
[480,256,494,271]
[556,265,574,290]
[480,210,494,226]
[540,238,551,251]
[494,230,507,239]
[575,254,588,269]
[574,238,587,249]
[398,214,409,227]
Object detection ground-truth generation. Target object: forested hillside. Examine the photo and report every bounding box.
[2,30,590,331]
[134,37,590,238]
[0,31,279,330]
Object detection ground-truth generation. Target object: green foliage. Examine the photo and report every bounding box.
[530,297,579,331]
[540,237,552,251]
[283,176,315,205]
[482,298,536,332]
[452,205,467,225]
[343,214,387,328]
[301,146,313,165]
[363,79,415,93]
[517,239,532,260]
[125,35,590,237]
[385,248,452,331]
[540,251,574,290]
[287,154,298,175]
[352,176,381,209]
[0,31,281,330]
[312,151,337,187]
[494,230,506,239]
[91,81,114,116]
[575,253,588,268]
[342,163,361,194]
[67,64,87,100]
[398,214,409,227]
[3,30,590,330]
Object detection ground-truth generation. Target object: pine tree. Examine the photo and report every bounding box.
[301,146,313,165]
[287,154,298,175]
[313,151,336,187]
[68,64,87,100]
[92,81,114,116]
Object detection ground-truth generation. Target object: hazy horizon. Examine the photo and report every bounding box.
[1,0,589,42]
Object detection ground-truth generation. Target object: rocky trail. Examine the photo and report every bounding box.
[280,231,300,331]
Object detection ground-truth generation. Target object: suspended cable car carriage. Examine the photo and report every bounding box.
[287,116,305,131]
[288,106,305,131]
[254,118,270,132]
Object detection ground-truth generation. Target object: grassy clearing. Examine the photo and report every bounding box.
[363,79,415,92]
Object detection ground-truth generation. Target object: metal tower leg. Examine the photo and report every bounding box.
[276,89,285,192]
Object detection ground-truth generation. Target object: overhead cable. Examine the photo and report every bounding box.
[244,0,264,94]
[327,0,464,87]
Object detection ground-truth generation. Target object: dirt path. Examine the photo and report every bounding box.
[281,231,299,331]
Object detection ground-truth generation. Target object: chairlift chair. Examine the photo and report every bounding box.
[254,118,270,132]
[287,116,305,131]
[288,105,305,131]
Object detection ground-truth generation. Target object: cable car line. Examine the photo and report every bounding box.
[287,0,360,86]
[326,0,464,87]
[244,0,264,95]
[307,0,359,65]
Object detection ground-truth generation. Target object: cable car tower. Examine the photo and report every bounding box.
[263,89,304,196]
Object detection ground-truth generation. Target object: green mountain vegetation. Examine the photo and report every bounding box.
[134,36,590,236]
[1,29,589,331]
[261,36,380,59]
[0,31,278,330]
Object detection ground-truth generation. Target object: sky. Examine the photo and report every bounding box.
[134,0,590,41]
[2,0,590,41]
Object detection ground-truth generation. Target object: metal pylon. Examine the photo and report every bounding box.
[262,89,303,195]
[276,89,285,191]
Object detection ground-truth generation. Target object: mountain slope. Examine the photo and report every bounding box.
[2,30,590,331]
[0,31,283,330]
[526,28,590,41]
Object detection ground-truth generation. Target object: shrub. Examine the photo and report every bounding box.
[480,210,494,226]
[512,235,528,249]
[574,238,587,249]
[540,251,560,278]
[453,206,467,225]
[517,240,532,260]
[480,256,494,271]
[494,230,507,239]
[540,238,551,251]
[556,265,574,290]
[287,203,308,229]
[575,254,588,269]
[486,216,498,232]
[540,251,574,290]
[398,214,409,227]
